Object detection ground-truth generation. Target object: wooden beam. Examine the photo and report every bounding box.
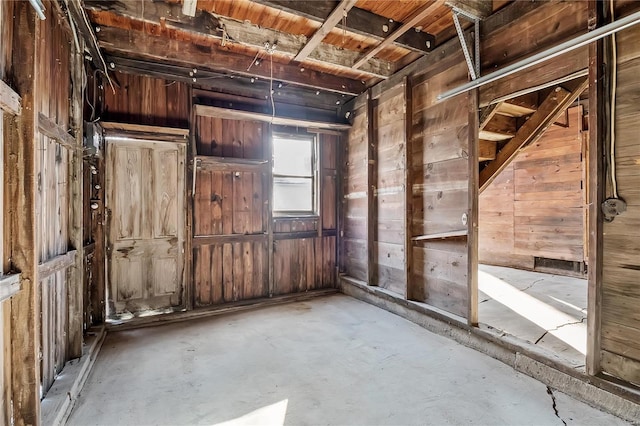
[193,234,267,247]
[37,251,77,282]
[0,274,21,303]
[586,0,606,377]
[352,0,445,70]
[85,1,394,78]
[250,0,435,54]
[366,91,376,286]
[467,88,479,327]
[195,156,269,173]
[68,41,85,359]
[7,2,41,423]
[403,78,413,300]
[38,112,76,149]
[294,0,358,62]
[65,0,104,70]
[479,79,588,192]
[97,26,364,96]
[445,0,492,19]
[0,80,21,115]
[194,104,350,130]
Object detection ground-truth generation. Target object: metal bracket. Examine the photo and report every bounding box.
[452,8,481,80]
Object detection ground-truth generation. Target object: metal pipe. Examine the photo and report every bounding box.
[28,0,46,20]
[438,9,640,101]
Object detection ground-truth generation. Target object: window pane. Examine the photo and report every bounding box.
[273,177,313,212]
[273,137,312,176]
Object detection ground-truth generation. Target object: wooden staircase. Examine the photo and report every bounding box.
[477,77,589,193]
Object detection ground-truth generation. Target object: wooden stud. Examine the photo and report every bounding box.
[467,88,479,326]
[7,2,41,423]
[586,0,605,377]
[266,125,275,297]
[366,91,376,286]
[404,77,413,300]
[185,86,195,310]
[37,112,76,150]
[68,42,85,359]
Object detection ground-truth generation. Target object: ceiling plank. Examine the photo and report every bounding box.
[97,26,364,95]
[85,1,393,78]
[249,0,435,54]
[293,0,358,62]
[352,0,445,70]
[479,78,588,193]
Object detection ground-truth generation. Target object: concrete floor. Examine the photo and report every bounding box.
[478,265,587,367]
[68,294,627,425]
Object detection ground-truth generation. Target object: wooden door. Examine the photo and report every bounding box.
[106,138,186,318]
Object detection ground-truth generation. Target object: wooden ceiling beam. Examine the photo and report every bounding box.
[105,55,348,111]
[352,0,445,70]
[97,26,364,95]
[445,0,492,19]
[249,0,435,54]
[85,0,393,78]
[293,0,358,62]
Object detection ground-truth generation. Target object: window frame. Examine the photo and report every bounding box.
[272,132,319,217]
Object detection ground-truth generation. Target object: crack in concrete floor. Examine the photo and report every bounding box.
[534,317,587,345]
[547,386,568,426]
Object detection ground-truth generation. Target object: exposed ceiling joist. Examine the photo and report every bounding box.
[249,0,435,54]
[97,26,364,96]
[352,0,445,70]
[293,0,358,62]
[106,55,348,111]
[85,0,393,79]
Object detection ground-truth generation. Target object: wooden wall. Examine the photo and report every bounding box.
[599,22,640,385]
[479,106,586,270]
[0,1,86,421]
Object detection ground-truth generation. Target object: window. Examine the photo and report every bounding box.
[272,133,317,214]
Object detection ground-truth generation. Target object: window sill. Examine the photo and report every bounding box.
[273,214,319,220]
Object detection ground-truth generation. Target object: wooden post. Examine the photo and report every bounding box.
[403,77,413,300]
[336,132,344,277]
[68,39,85,359]
[185,86,195,310]
[467,88,479,326]
[366,91,377,286]
[586,0,606,377]
[267,125,274,296]
[7,2,41,423]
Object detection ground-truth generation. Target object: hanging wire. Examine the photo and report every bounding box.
[609,0,619,198]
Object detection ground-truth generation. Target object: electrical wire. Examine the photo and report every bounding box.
[609,0,619,198]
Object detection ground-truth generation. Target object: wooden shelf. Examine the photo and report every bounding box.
[411,230,468,241]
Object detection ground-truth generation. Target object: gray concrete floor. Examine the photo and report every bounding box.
[478,265,587,368]
[68,294,627,426]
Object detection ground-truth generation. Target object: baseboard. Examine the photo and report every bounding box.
[41,326,107,426]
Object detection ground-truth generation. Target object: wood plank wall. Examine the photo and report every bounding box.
[599,21,640,385]
[35,4,74,396]
[373,87,407,295]
[479,106,586,270]
[409,51,474,319]
[343,105,368,281]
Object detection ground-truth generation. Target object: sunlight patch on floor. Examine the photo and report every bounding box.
[214,399,288,426]
[478,270,586,354]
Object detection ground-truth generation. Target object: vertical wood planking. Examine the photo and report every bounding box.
[366,91,376,286]
[404,78,413,300]
[467,88,479,326]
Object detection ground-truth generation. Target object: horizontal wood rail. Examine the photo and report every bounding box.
[0,80,21,115]
[38,250,77,281]
[274,229,337,240]
[0,273,21,302]
[101,122,189,140]
[38,113,76,149]
[194,104,351,130]
[193,233,267,246]
[195,156,269,173]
